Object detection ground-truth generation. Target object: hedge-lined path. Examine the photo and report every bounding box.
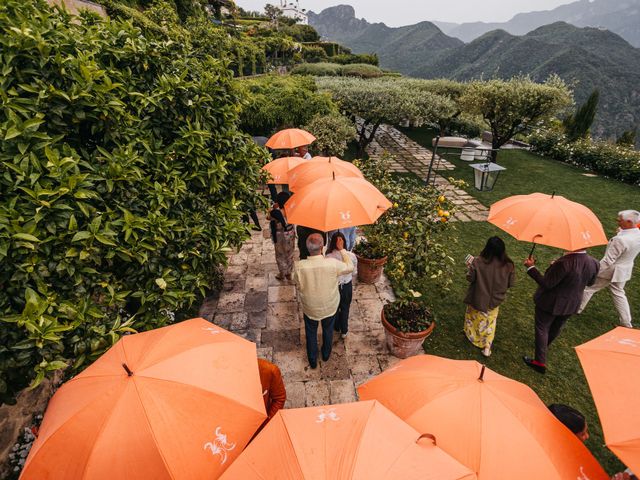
[199,221,400,408]
[367,124,490,222]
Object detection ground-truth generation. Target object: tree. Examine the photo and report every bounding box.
[304,113,357,157]
[459,76,573,162]
[616,128,637,147]
[317,78,456,156]
[563,89,599,142]
[264,3,282,25]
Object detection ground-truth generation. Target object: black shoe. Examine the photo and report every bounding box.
[322,353,330,362]
[309,360,317,369]
[523,356,546,374]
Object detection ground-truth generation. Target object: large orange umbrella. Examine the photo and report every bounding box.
[288,156,364,191]
[358,355,608,480]
[285,177,392,232]
[220,400,476,480]
[262,156,306,184]
[576,327,640,474]
[265,128,316,150]
[20,318,267,480]
[488,192,608,252]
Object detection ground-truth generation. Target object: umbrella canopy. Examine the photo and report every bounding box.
[358,355,608,480]
[288,157,364,191]
[220,400,477,480]
[265,129,316,150]
[21,318,267,480]
[285,176,392,232]
[487,192,608,251]
[262,157,306,184]
[576,327,640,474]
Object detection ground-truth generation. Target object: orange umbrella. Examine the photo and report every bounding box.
[285,177,392,232]
[220,400,477,480]
[288,156,364,191]
[358,355,608,480]
[576,327,640,474]
[262,156,306,184]
[21,318,267,480]
[488,192,608,252]
[265,128,316,150]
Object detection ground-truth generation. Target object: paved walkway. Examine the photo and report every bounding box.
[367,124,489,222]
[199,224,399,408]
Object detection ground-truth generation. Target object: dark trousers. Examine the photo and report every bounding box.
[268,184,278,203]
[303,313,336,364]
[335,282,353,334]
[534,306,571,365]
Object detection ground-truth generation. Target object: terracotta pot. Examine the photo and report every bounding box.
[356,254,387,284]
[381,306,435,359]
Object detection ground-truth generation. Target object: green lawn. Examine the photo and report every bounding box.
[401,127,640,473]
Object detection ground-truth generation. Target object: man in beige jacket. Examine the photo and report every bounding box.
[294,234,353,369]
[579,210,640,328]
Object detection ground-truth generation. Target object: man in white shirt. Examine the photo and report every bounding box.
[294,234,353,368]
[579,210,640,328]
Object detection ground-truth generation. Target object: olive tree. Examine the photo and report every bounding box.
[317,77,456,156]
[459,75,573,162]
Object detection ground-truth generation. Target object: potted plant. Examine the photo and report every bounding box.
[353,238,388,284]
[381,291,435,358]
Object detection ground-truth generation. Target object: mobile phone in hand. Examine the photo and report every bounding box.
[465,254,474,265]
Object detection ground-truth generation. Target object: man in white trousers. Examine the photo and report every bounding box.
[579,210,640,327]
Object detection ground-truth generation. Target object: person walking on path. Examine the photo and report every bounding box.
[578,210,640,328]
[257,358,286,419]
[268,192,295,281]
[294,234,354,369]
[463,237,515,357]
[522,249,599,373]
[326,232,358,338]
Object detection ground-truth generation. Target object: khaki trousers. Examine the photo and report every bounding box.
[579,277,632,327]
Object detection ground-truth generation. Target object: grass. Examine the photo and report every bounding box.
[400,126,640,474]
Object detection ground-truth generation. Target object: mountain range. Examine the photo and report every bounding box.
[308,5,640,141]
[434,0,640,48]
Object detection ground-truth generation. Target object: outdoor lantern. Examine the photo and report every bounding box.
[470,162,506,191]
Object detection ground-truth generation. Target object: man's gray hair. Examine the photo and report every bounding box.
[619,210,640,224]
[306,233,324,256]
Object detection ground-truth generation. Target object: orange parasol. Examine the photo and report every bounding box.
[358,355,608,480]
[219,400,477,480]
[265,128,316,150]
[285,176,392,232]
[20,318,267,480]
[288,156,364,191]
[576,327,640,474]
[262,156,306,184]
[488,192,608,254]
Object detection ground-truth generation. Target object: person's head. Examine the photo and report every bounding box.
[276,191,291,209]
[297,145,309,157]
[306,233,324,256]
[480,236,512,264]
[548,404,589,442]
[618,210,640,230]
[327,232,346,254]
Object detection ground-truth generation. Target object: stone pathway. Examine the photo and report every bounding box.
[199,223,399,408]
[367,124,489,222]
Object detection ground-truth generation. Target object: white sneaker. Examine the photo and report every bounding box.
[482,347,491,357]
[341,332,348,339]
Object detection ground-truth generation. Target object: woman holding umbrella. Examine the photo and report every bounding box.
[268,192,295,281]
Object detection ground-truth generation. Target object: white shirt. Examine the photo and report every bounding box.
[326,250,357,285]
[598,228,640,283]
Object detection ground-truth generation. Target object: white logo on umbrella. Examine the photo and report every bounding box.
[577,466,591,480]
[316,408,340,423]
[202,327,221,335]
[581,231,592,243]
[204,427,236,465]
[339,211,351,222]
[503,217,517,228]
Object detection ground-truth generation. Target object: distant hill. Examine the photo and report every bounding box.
[434,0,640,47]
[307,5,462,73]
[415,23,640,141]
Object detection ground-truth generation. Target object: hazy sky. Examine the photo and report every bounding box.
[235,0,577,25]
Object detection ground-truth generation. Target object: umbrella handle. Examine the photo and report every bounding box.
[529,235,543,259]
[416,433,437,446]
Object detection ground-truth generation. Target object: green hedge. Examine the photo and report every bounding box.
[0,0,266,403]
[331,53,379,66]
[529,130,640,185]
[291,62,384,78]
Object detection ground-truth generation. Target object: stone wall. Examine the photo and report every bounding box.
[45,0,107,17]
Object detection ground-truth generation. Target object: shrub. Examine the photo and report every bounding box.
[301,45,329,63]
[291,62,342,77]
[331,53,379,66]
[340,64,384,79]
[529,130,640,185]
[0,0,267,403]
[304,114,356,157]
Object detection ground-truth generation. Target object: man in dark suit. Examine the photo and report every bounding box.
[522,250,599,373]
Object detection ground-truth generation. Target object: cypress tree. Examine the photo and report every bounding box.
[564,89,599,142]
